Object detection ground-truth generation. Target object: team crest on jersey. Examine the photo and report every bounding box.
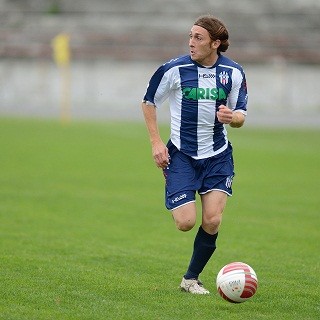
[219,71,229,85]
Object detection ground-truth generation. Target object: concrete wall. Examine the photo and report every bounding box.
[1,58,319,126]
[1,1,320,126]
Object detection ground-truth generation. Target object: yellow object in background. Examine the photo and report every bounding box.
[52,33,71,67]
[52,33,72,123]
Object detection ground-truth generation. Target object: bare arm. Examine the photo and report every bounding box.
[216,105,245,128]
[141,102,169,169]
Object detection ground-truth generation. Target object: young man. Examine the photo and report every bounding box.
[141,15,248,294]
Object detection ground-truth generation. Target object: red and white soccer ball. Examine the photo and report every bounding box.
[216,262,258,303]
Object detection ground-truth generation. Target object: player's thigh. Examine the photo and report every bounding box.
[172,202,197,231]
[164,141,197,210]
[200,190,228,232]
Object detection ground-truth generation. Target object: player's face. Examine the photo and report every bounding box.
[189,25,220,66]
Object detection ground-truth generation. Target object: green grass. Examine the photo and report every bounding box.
[0,118,319,320]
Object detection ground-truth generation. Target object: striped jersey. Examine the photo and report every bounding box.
[143,54,248,159]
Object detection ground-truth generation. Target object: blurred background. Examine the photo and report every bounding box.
[0,0,320,126]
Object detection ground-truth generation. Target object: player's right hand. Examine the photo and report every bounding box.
[152,141,169,169]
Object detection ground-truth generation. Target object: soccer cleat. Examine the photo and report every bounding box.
[180,277,210,294]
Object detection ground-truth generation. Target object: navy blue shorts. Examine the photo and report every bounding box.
[163,140,235,210]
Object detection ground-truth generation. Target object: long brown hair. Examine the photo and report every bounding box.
[194,15,230,53]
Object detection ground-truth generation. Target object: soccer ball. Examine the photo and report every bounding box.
[216,262,258,303]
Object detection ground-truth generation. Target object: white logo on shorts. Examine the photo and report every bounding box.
[225,176,234,189]
[172,193,187,204]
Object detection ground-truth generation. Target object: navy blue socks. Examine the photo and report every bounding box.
[184,226,218,279]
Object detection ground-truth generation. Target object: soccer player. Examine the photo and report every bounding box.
[141,15,248,294]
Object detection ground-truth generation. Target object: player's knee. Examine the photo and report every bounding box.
[202,215,222,233]
[175,219,196,232]
[172,203,196,232]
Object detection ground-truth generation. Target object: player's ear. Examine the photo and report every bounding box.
[211,39,221,49]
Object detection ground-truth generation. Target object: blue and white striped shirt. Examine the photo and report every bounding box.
[143,54,248,159]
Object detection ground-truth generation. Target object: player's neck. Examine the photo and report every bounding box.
[196,52,219,68]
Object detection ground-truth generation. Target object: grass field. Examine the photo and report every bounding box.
[0,117,319,320]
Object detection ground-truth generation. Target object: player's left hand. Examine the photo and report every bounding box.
[217,105,233,124]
